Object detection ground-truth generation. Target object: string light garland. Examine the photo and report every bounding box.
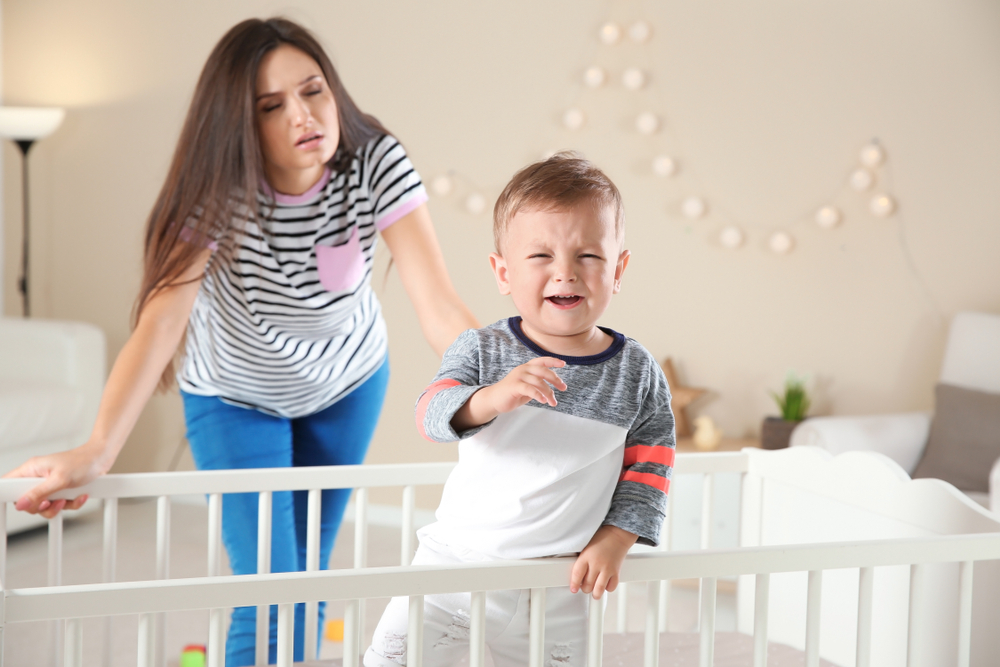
[428,6,904,260]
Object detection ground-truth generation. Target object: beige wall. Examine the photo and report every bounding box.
[3,1,999,506]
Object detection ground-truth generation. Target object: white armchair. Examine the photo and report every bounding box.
[791,311,1000,512]
[0,317,105,532]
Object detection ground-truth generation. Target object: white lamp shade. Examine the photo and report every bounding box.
[0,107,65,141]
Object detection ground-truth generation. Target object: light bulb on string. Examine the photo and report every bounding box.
[599,22,621,45]
[622,68,646,91]
[869,194,896,217]
[850,168,874,191]
[769,232,795,255]
[583,66,606,88]
[636,112,659,135]
[430,175,453,197]
[652,156,677,177]
[563,108,585,130]
[465,193,487,215]
[681,197,706,219]
[720,226,744,249]
[815,206,841,229]
[860,143,885,168]
[629,21,652,43]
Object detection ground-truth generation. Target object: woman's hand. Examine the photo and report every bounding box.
[3,444,110,518]
[3,247,211,519]
[379,203,479,356]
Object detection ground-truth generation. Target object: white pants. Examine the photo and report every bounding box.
[364,537,590,667]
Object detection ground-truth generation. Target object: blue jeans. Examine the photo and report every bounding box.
[181,358,390,666]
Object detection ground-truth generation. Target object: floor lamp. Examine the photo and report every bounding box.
[0,106,65,317]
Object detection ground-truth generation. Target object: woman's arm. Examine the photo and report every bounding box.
[379,203,479,356]
[3,248,212,518]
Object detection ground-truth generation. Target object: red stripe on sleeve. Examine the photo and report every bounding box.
[622,444,676,468]
[621,470,671,493]
[415,379,462,441]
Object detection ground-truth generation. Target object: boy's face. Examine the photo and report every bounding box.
[490,203,630,342]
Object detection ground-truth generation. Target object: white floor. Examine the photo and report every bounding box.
[2,499,735,666]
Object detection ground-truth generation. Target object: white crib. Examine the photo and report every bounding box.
[0,446,997,667]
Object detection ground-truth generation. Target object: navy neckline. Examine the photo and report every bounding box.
[507,317,625,365]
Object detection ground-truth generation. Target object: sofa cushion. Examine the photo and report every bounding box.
[912,383,1000,492]
[0,381,85,451]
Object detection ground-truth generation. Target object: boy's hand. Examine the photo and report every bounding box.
[570,525,638,599]
[451,357,566,431]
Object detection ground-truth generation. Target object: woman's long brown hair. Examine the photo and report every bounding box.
[136,18,388,390]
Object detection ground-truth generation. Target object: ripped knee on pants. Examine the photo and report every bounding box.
[432,609,471,649]
[370,632,407,666]
[548,642,573,666]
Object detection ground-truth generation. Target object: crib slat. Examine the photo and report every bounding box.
[305,488,322,661]
[659,495,673,633]
[277,602,294,667]
[156,496,170,667]
[355,487,369,650]
[256,491,273,667]
[138,612,155,667]
[752,573,769,667]
[805,570,822,667]
[208,608,225,667]
[856,566,874,667]
[701,474,714,550]
[102,498,117,667]
[49,514,64,667]
[906,563,924,667]
[470,591,487,667]
[0,501,7,590]
[644,580,660,667]
[408,595,425,667]
[207,493,222,576]
[401,485,415,566]
[616,582,629,633]
[64,618,82,667]
[958,560,973,667]
[343,599,361,667]
[529,587,546,667]
[699,577,716,667]
[588,594,604,667]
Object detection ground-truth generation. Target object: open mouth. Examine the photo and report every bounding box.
[545,295,582,308]
[296,132,323,147]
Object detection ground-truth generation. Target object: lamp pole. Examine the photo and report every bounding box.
[16,139,34,317]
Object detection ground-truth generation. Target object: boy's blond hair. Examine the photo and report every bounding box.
[492,151,625,253]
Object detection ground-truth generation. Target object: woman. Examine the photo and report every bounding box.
[4,17,478,665]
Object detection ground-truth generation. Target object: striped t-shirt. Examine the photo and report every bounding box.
[415,317,675,559]
[178,135,426,418]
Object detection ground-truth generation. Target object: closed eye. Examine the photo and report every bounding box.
[579,254,604,260]
[528,253,551,259]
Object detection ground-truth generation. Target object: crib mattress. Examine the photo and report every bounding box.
[289,631,837,666]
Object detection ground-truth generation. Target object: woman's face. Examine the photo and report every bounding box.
[255,44,340,195]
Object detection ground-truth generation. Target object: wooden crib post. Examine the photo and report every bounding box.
[958,560,974,667]
[643,580,660,667]
[856,566,874,667]
[907,563,926,667]
[343,599,362,667]
[206,494,224,667]
[277,602,295,667]
[752,573,769,667]
[699,577,716,667]
[529,587,546,667]
[155,495,170,667]
[587,594,604,667]
[102,498,118,667]
[470,591,487,667]
[615,583,629,633]
[137,612,155,667]
[49,514,63,667]
[354,487,369,651]
[401,485,415,566]
[64,618,83,667]
[304,488,322,661]
[256,491,273,667]
[407,595,424,667]
[805,570,822,667]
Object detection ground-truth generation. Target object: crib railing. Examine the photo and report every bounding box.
[4,531,1000,667]
[0,462,458,667]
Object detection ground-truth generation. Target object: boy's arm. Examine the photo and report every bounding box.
[603,356,676,546]
[415,329,490,442]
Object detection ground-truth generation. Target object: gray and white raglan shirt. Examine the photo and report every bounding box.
[415,317,676,560]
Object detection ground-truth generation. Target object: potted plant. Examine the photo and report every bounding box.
[762,374,810,449]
